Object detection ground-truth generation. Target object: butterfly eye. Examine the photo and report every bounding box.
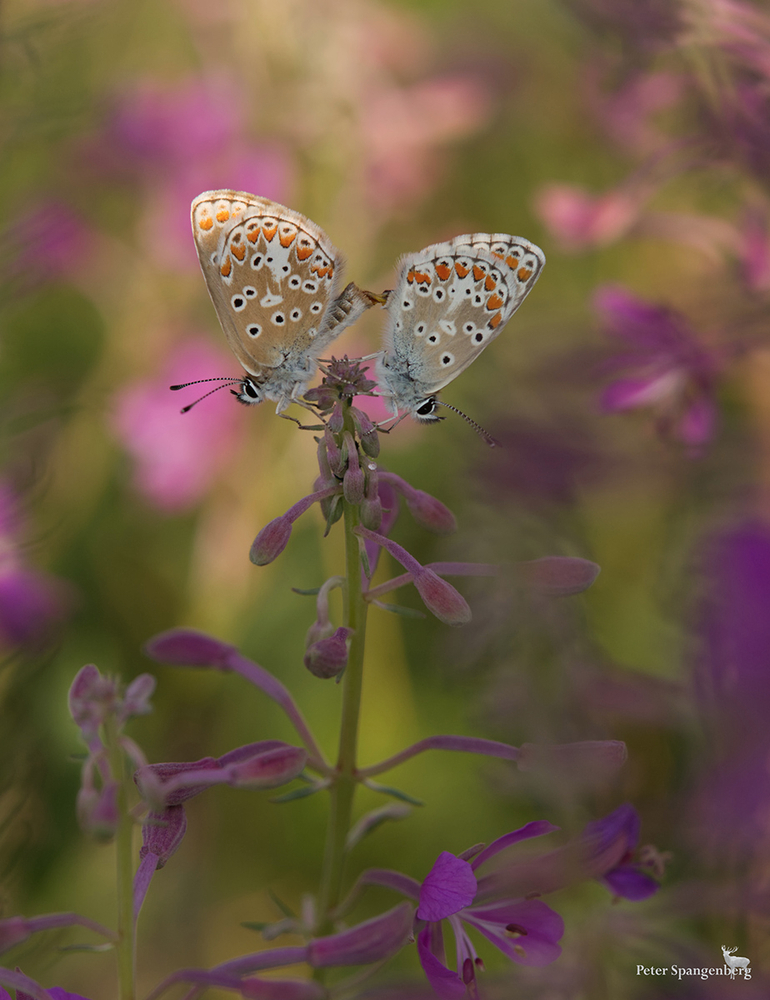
[240,379,262,402]
[413,397,442,423]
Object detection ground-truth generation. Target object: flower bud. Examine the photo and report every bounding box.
[324,427,344,476]
[328,402,344,434]
[350,406,380,458]
[359,496,383,530]
[140,805,188,867]
[320,492,344,529]
[316,438,333,482]
[378,473,456,534]
[404,489,456,534]
[342,434,365,504]
[250,516,293,565]
[77,780,120,842]
[68,664,117,738]
[144,628,236,669]
[227,744,308,788]
[413,568,472,626]
[304,627,353,679]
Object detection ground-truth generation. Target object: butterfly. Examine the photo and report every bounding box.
[375,233,545,422]
[189,190,376,411]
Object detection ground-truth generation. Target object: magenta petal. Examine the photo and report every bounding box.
[144,628,236,669]
[417,852,477,921]
[600,374,676,412]
[416,927,467,1000]
[465,899,564,966]
[603,865,659,900]
[675,395,716,447]
[471,820,559,871]
[307,902,412,967]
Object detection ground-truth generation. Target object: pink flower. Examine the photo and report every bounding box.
[534,183,644,251]
[596,286,721,452]
[111,338,243,511]
[361,75,490,213]
[96,77,294,271]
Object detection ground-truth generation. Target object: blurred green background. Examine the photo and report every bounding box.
[2,0,769,996]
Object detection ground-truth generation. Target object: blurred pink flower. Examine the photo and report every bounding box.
[534,183,644,251]
[97,77,294,271]
[111,339,244,511]
[740,205,770,292]
[0,483,70,648]
[585,68,683,155]
[596,286,721,452]
[361,75,490,212]
[3,200,94,285]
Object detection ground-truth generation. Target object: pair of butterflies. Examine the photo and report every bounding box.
[188,190,545,424]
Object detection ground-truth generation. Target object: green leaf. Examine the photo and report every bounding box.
[358,535,372,580]
[363,780,424,806]
[268,890,296,919]
[270,783,324,803]
[291,586,322,596]
[60,942,115,953]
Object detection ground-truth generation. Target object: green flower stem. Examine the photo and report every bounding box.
[104,716,136,1000]
[316,438,370,936]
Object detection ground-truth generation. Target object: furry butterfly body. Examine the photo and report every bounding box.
[375,233,545,420]
[191,190,374,411]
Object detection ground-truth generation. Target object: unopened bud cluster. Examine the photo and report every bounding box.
[308,359,383,534]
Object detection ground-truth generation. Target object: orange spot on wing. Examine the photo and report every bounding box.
[247,226,260,243]
[491,251,505,261]
[313,265,330,278]
[199,216,214,231]
[328,266,334,278]
[517,267,533,282]
[455,262,469,278]
[279,231,296,248]
[486,294,503,311]
[435,263,451,281]
[489,312,502,328]
[484,275,496,291]
[231,244,246,261]
[406,270,415,284]
[216,209,230,223]
[472,264,485,281]
[296,245,313,260]
[262,224,277,242]
[414,271,431,284]
[505,254,520,269]
[220,257,232,277]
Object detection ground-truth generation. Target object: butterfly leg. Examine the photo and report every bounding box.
[279,412,326,431]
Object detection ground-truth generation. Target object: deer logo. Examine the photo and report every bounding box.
[722,945,750,978]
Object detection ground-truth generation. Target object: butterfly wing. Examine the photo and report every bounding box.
[376,233,545,415]
[191,190,372,406]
